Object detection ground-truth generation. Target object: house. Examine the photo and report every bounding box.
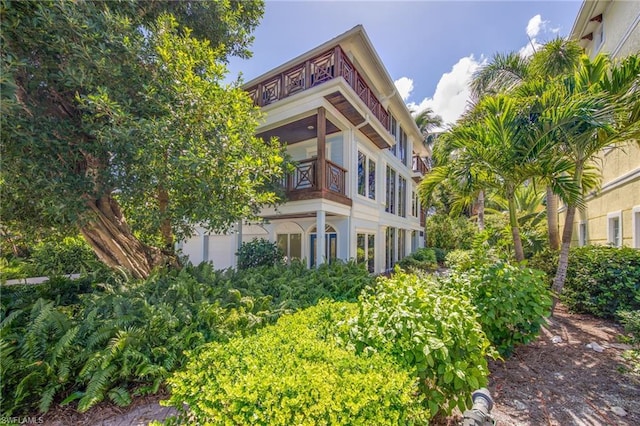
[179,25,429,272]
[567,0,640,248]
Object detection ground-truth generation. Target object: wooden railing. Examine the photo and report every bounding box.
[412,156,429,176]
[283,159,347,196]
[246,46,390,132]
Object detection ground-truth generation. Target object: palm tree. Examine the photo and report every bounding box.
[426,94,536,261]
[542,53,640,305]
[470,39,583,251]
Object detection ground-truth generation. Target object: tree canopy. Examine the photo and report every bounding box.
[1,0,286,277]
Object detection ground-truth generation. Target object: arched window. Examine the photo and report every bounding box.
[309,224,337,267]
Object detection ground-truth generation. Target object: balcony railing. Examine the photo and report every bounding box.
[283,159,347,197]
[412,156,429,176]
[246,46,390,132]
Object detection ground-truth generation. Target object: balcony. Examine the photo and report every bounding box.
[412,155,429,182]
[246,46,391,148]
[283,159,351,206]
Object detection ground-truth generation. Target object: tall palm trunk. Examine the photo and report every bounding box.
[508,193,525,262]
[546,186,560,250]
[79,195,167,279]
[477,190,485,231]
[552,163,583,313]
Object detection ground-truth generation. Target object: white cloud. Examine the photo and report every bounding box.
[394,77,414,101]
[403,55,484,131]
[526,14,544,38]
[520,14,551,58]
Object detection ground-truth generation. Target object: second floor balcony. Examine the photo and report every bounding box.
[246,46,391,138]
[283,158,351,206]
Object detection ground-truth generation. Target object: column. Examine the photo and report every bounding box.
[316,210,326,267]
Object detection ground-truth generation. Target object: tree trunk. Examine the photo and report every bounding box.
[477,190,485,231]
[551,204,577,313]
[508,195,525,262]
[546,186,560,251]
[79,195,168,279]
[551,163,583,314]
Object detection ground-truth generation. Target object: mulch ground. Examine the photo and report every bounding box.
[40,303,639,425]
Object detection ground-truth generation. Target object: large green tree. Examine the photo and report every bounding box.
[1,1,286,278]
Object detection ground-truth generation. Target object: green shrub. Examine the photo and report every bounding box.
[0,261,373,416]
[527,248,558,285]
[165,301,429,425]
[397,248,437,272]
[426,247,448,264]
[618,310,640,377]
[562,246,640,319]
[236,238,284,270]
[348,269,493,418]
[28,236,101,276]
[441,262,552,356]
[425,214,476,250]
[444,249,474,271]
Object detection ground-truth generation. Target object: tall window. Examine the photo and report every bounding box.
[398,177,407,218]
[411,190,419,217]
[398,128,408,165]
[390,115,398,155]
[357,151,366,196]
[385,166,396,214]
[357,233,375,273]
[277,233,302,261]
[607,211,622,247]
[578,222,587,247]
[385,227,396,271]
[310,225,337,267]
[357,151,376,200]
[368,158,376,200]
[398,229,406,260]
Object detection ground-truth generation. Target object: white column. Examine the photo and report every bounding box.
[316,210,326,267]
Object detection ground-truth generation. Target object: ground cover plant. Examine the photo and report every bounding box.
[165,301,429,425]
[0,261,373,416]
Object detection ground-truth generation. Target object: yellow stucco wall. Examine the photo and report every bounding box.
[564,1,640,249]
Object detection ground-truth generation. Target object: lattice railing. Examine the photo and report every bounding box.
[326,160,346,194]
[282,159,347,197]
[246,46,391,133]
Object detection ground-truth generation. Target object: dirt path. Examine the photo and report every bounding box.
[41,304,639,425]
[488,304,639,426]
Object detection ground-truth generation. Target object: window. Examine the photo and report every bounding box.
[411,230,420,252]
[357,151,376,199]
[633,206,640,249]
[368,159,376,200]
[398,177,407,218]
[277,233,302,261]
[578,222,587,247]
[411,190,419,217]
[398,229,406,260]
[385,227,396,271]
[310,225,337,267]
[607,211,622,247]
[595,21,605,53]
[398,128,408,165]
[390,116,398,155]
[357,233,376,273]
[385,166,396,214]
[357,151,366,196]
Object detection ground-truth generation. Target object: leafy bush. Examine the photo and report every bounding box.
[618,310,640,377]
[441,262,552,356]
[0,261,373,416]
[236,238,284,269]
[425,214,476,250]
[562,246,640,319]
[426,247,448,264]
[348,269,493,418]
[444,249,474,271]
[397,248,437,272]
[165,301,429,425]
[29,236,101,276]
[527,248,558,285]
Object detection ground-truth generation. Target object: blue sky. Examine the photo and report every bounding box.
[227,0,583,129]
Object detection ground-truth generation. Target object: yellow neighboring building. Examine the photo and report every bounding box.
[568,0,640,248]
